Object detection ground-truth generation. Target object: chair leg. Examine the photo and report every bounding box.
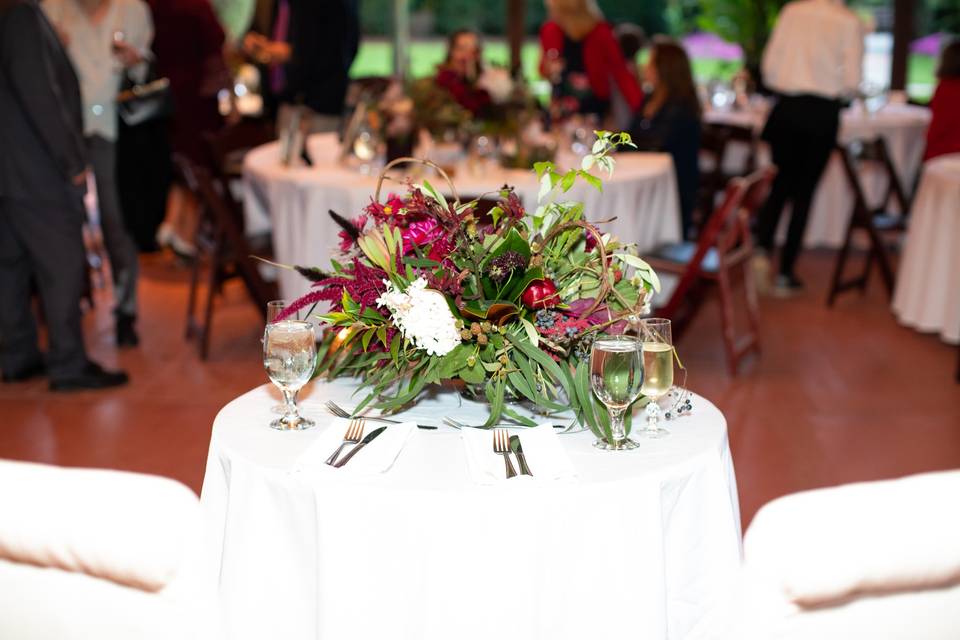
[827,224,856,307]
[742,261,762,357]
[199,235,224,360]
[716,269,740,376]
[185,250,203,339]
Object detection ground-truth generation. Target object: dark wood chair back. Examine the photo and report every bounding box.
[698,122,759,234]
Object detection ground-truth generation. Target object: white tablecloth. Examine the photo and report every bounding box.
[244,134,682,300]
[200,379,742,640]
[892,153,960,344]
[705,103,931,248]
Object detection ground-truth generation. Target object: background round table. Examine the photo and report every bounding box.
[200,379,742,640]
[244,134,682,300]
[705,102,931,248]
[892,153,960,344]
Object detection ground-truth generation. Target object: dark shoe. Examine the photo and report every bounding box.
[2,360,46,383]
[116,314,140,348]
[50,362,129,392]
[773,274,805,298]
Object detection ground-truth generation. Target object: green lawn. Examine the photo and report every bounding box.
[350,38,938,102]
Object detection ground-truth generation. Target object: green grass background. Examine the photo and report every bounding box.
[349,39,938,101]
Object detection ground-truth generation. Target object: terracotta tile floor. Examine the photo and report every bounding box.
[1,250,957,527]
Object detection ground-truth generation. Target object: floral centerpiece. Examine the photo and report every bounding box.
[278,132,660,441]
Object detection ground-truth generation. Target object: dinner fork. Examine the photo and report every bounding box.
[493,428,517,479]
[325,418,365,466]
[325,400,402,424]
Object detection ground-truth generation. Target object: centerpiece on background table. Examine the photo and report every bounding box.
[277,132,661,444]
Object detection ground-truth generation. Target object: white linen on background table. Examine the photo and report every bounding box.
[892,153,960,344]
[200,378,742,640]
[704,103,931,248]
[243,134,682,300]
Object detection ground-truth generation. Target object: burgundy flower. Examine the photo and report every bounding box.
[338,214,368,252]
[401,218,446,255]
[427,236,454,262]
[364,194,406,222]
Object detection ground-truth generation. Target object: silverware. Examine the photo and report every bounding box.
[325,400,437,429]
[493,428,517,479]
[324,418,364,466]
[509,435,533,476]
[333,426,387,468]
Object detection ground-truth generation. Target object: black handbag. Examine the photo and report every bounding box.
[117,60,175,127]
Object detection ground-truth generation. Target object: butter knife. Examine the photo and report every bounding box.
[509,435,533,476]
[333,426,387,468]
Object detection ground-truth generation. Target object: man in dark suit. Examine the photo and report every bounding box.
[0,0,128,391]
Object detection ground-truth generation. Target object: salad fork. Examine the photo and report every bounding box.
[493,428,517,479]
[325,418,364,466]
[324,400,401,424]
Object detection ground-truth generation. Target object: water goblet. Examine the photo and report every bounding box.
[263,320,317,430]
[265,300,291,413]
[639,318,673,439]
[589,334,644,450]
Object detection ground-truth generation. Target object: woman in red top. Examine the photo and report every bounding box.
[539,0,642,120]
[435,29,491,116]
[924,40,960,162]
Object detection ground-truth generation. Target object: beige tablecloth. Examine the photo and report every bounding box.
[892,153,960,344]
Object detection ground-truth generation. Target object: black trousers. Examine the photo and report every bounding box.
[756,95,841,277]
[0,197,89,379]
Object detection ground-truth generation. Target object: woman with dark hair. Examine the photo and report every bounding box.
[435,29,491,115]
[629,39,701,239]
[924,39,960,162]
[539,0,642,119]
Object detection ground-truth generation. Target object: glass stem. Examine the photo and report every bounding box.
[282,388,298,423]
[646,401,661,433]
[609,407,627,444]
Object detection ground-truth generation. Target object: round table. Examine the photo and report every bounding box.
[892,153,960,345]
[705,103,931,248]
[244,134,682,300]
[200,379,742,640]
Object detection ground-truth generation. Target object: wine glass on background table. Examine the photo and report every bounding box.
[263,319,317,430]
[639,318,673,439]
[589,334,644,450]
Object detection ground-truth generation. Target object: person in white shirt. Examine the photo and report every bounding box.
[42,0,152,346]
[754,0,863,295]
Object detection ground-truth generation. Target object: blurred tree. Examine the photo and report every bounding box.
[664,0,702,36]
[697,0,787,66]
[923,0,960,34]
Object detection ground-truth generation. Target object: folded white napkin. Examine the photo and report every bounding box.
[461,424,577,485]
[296,418,416,475]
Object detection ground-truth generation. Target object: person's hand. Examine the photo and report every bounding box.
[112,40,143,68]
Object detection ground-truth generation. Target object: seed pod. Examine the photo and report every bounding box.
[477,334,489,346]
[470,322,482,335]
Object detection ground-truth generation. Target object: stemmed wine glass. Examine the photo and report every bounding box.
[263,319,317,430]
[589,334,644,450]
[265,301,291,413]
[639,318,673,439]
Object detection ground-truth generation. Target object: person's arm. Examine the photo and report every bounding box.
[539,21,564,79]
[121,0,154,82]
[0,3,87,183]
[596,24,643,111]
[841,13,864,97]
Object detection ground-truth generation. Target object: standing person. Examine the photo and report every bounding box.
[43,0,153,347]
[923,39,960,162]
[0,0,128,390]
[242,0,359,134]
[629,39,702,240]
[149,0,230,258]
[538,0,642,121]
[754,0,863,296]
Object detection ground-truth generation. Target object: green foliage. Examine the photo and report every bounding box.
[697,0,787,66]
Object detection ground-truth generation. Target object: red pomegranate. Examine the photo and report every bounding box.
[521,279,560,309]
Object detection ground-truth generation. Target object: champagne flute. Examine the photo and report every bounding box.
[263,320,317,430]
[589,334,643,450]
[639,318,673,439]
[265,300,290,413]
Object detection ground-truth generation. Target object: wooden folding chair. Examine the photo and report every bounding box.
[826,137,911,306]
[175,155,278,359]
[646,167,777,375]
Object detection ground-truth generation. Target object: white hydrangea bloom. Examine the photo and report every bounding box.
[376,278,461,357]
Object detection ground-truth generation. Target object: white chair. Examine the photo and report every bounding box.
[694,469,960,639]
[0,459,219,639]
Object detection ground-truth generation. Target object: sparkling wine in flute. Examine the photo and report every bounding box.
[263,323,316,390]
[641,342,674,399]
[590,338,644,409]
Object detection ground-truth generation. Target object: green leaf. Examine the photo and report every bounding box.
[520,317,539,349]
[361,328,374,352]
[501,266,543,303]
[437,344,470,379]
[507,370,536,403]
[402,256,441,269]
[376,326,388,346]
[420,179,449,211]
[390,335,401,366]
[501,405,538,427]
[560,170,577,192]
[505,333,572,401]
[460,361,487,384]
[578,171,603,192]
